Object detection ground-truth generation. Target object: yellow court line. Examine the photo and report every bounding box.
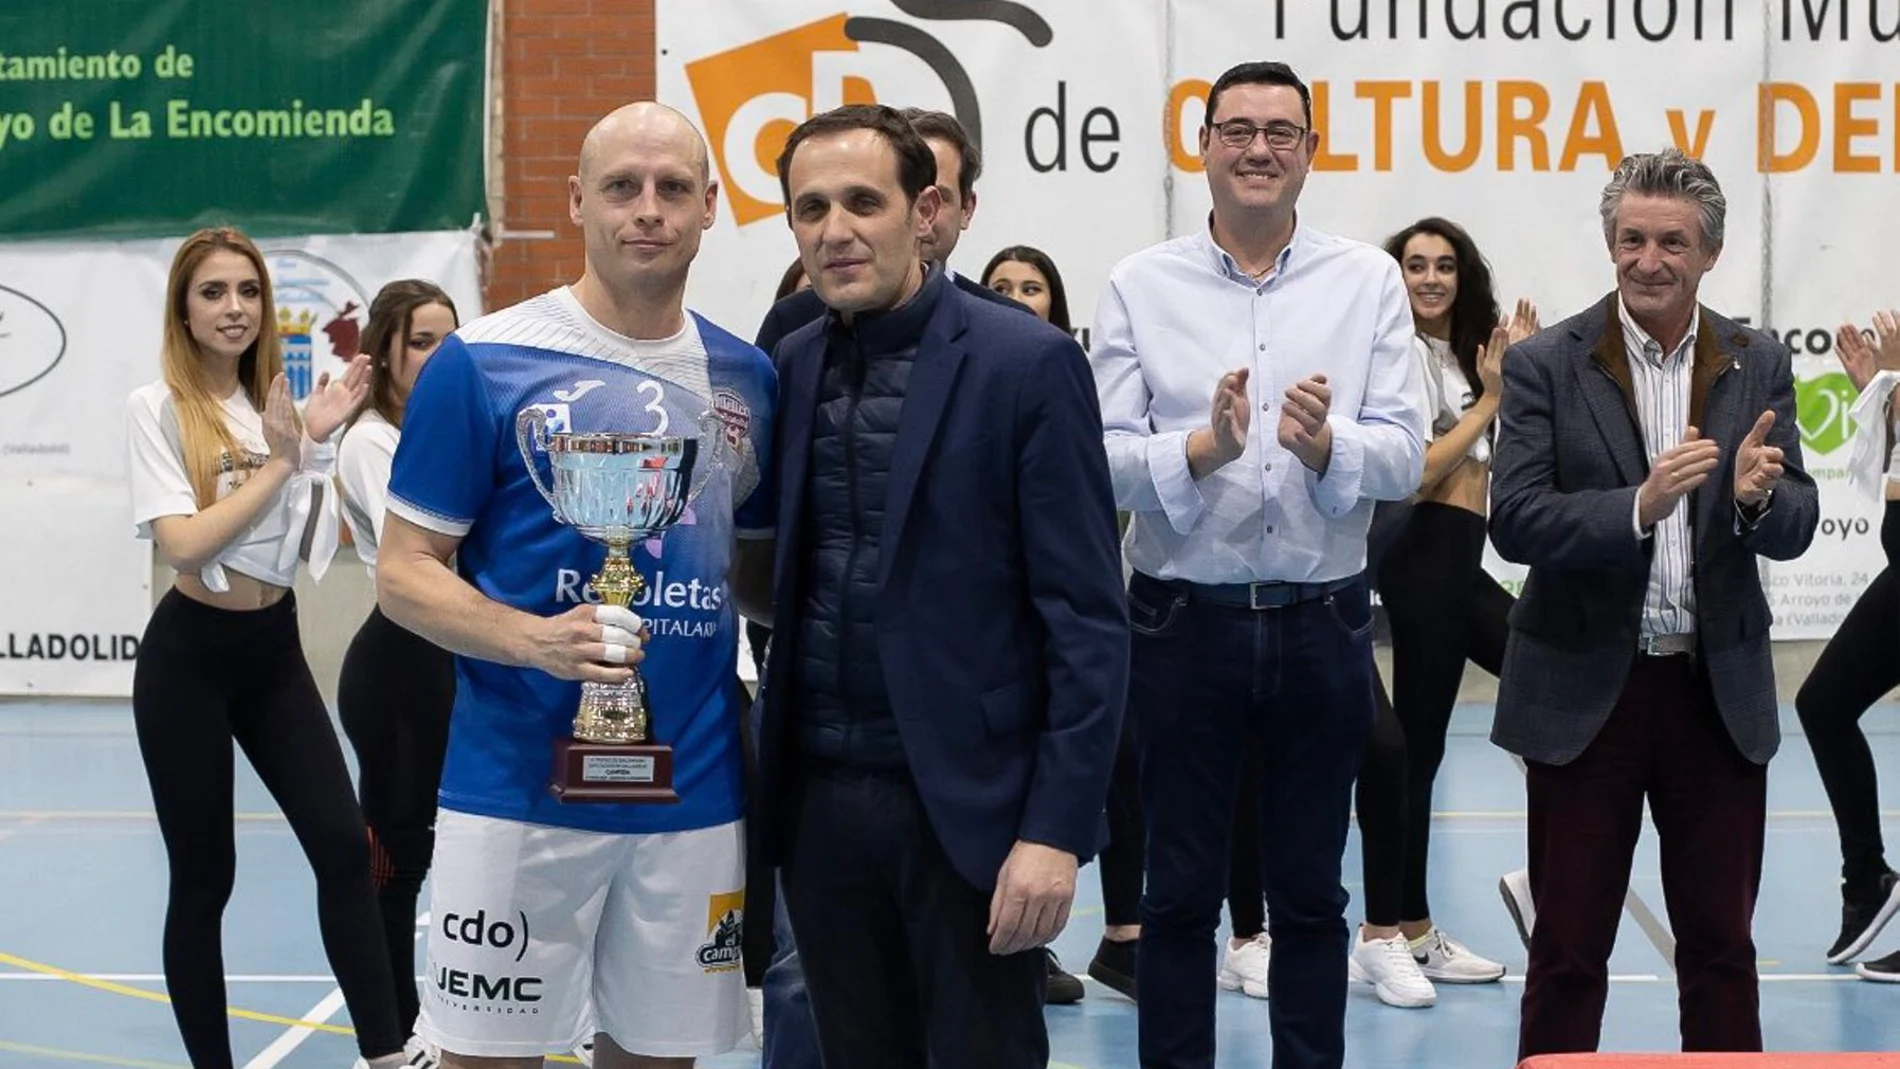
[0,950,351,1036]
[0,949,588,1065]
[0,1039,187,1069]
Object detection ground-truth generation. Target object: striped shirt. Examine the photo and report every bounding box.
[1620,299,1698,638]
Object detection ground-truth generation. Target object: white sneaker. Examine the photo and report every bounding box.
[1217,932,1271,999]
[1500,868,1535,949]
[401,1036,441,1069]
[574,1038,594,1067]
[1348,934,1436,1008]
[1411,927,1505,983]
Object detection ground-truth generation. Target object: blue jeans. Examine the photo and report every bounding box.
[1128,573,1376,1069]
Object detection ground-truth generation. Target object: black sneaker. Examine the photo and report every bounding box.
[1827,871,1900,964]
[1044,948,1085,1004]
[1856,946,1900,981]
[1086,935,1138,1001]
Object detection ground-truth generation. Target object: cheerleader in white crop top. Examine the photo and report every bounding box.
[1797,312,1900,977]
[1348,218,1541,1003]
[334,280,459,1045]
[121,228,410,1069]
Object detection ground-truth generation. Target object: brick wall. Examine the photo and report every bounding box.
[487,0,658,310]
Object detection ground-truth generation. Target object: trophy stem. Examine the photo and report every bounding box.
[575,538,650,744]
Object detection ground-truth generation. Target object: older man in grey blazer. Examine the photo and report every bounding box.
[1488,148,1818,1059]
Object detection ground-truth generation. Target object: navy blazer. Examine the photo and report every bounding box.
[754,268,1026,358]
[1488,294,1818,766]
[756,268,1129,891]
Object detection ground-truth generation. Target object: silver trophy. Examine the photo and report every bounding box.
[516,409,726,801]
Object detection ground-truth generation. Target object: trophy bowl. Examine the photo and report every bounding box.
[516,410,724,803]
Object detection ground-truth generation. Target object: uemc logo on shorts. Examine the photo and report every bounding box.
[443,909,531,963]
[432,967,545,1011]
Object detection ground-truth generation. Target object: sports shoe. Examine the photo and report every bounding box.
[1855,946,1900,981]
[1045,948,1085,1004]
[1499,868,1535,950]
[1411,927,1505,983]
[401,1036,440,1068]
[574,1038,594,1067]
[1348,934,1436,1008]
[1828,871,1900,964]
[1087,935,1138,1001]
[349,1040,438,1069]
[1217,932,1271,999]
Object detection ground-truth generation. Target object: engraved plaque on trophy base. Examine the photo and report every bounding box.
[550,736,680,803]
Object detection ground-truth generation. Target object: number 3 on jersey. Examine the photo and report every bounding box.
[638,380,669,435]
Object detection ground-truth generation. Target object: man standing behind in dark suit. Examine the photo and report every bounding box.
[749,103,1127,1069]
[754,107,1021,357]
[1488,148,1818,1058]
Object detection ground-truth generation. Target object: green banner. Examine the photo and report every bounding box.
[0,0,486,239]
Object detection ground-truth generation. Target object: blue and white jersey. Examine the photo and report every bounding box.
[388,286,776,835]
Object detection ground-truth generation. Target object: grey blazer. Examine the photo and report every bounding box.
[1488,293,1818,766]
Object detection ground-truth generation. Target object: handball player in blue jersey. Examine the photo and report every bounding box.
[376,102,777,1069]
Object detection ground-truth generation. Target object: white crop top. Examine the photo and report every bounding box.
[1846,368,1900,502]
[337,408,400,582]
[125,379,341,592]
[1414,334,1490,464]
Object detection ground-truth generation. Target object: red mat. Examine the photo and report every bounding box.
[1521,1057,1900,1068]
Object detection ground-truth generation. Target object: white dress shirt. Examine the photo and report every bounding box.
[1620,299,1698,638]
[1090,221,1426,585]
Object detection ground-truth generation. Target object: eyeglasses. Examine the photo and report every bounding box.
[1210,119,1307,151]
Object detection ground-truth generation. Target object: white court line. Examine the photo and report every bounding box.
[239,986,346,1069]
[235,911,429,1069]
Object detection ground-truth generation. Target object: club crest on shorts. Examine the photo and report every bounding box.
[696,890,744,973]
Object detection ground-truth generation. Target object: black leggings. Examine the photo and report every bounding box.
[1099,710,1145,928]
[1359,501,1513,925]
[337,605,454,1037]
[1355,669,1410,926]
[1796,500,1900,891]
[133,589,403,1067]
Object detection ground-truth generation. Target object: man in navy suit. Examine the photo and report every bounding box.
[753,107,1023,359]
[748,103,1127,1069]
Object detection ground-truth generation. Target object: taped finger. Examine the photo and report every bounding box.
[600,625,642,648]
[595,604,646,633]
[602,643,630,665]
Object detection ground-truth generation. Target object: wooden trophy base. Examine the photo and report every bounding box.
[549,736,680,803]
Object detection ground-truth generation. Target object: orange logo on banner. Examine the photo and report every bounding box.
[685,15,880,226]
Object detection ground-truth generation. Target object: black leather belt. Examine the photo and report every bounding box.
[1157,574,1359,611]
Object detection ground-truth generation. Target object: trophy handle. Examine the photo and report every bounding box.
[684,409,732,508]
[514,407,560,514]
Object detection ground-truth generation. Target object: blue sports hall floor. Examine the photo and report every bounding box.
[1,700,1895,1068]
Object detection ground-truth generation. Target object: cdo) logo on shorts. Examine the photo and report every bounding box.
[696,890,745,973]
[443,908,532,962]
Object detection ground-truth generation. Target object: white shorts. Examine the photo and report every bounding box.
[415,809,748,1059]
